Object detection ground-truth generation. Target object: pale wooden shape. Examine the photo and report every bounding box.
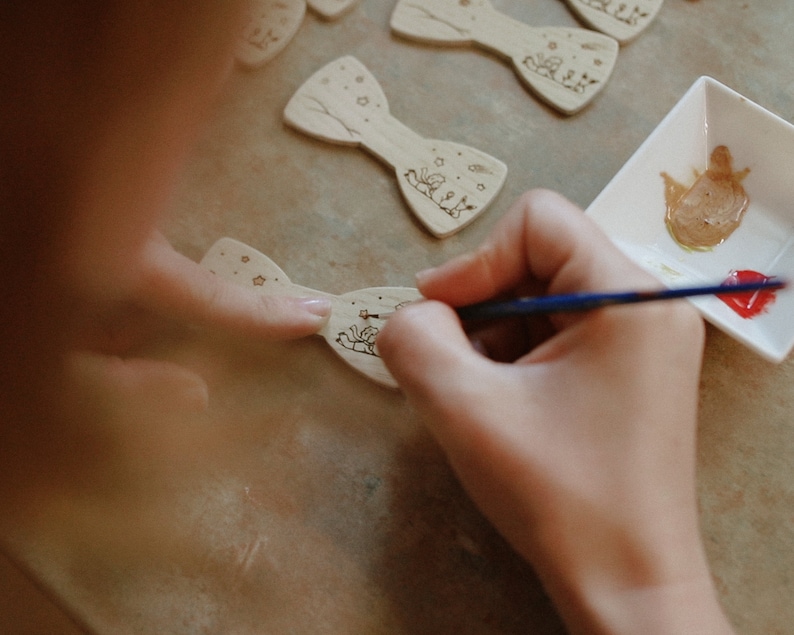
[284,56,507,237]
[200,237,423,389]
[235,0,306,68]
[565,0,664,44]
[307,0,360,20]
[390,0,619,114]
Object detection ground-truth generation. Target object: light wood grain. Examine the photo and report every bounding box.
[200,237,422,388]
[235,0,306,68]
[565,0,664,44]
[307,0,360,20]
[390,0,619,114]
[283,56,507,237]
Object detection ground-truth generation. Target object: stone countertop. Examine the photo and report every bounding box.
[2,1,793,633]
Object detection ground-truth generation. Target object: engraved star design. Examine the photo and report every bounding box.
[357,96,369,107]
[548,42,558,50]
[477,183,485,191]
[241,256,250,263]
[435,157,445,167]
[252,275,266,286]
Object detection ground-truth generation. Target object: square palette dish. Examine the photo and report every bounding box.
[586,76,794,363]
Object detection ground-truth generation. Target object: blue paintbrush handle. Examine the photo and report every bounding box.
[455,279,787,321]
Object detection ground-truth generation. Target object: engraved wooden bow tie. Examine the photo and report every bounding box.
[236,0,361,67]
[201,237,422,388]
[284,55,507,238]
[390,0,619,114]
[236,0,305,67]
[565,0,664,44]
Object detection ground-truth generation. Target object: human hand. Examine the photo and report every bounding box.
[7,228,333,562]
[134,231,331,340]
[1,0,301,415]
[69,230,331,411]
[378,190,733,634]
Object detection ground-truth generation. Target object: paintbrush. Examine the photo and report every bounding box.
[366,278,787,320]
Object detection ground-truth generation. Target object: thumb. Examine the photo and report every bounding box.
[137,235,331,340]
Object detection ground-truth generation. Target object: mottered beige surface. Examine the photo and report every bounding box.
[3,1,794,634]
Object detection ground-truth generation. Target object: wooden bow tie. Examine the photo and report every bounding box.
[236,0,361,68]
[201,237,422,388]
[565,0,664,44]
[390,0,620,114]
[284,56,507,237]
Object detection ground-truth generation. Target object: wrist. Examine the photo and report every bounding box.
[534,526,734,635]
[571,576,735,635]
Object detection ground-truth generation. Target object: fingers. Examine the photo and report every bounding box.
[69,351,210,413]
[378,299,543,511]
[379,301,475,396]
[378,301,502,439]
[416,189,656,306]
[135,234,331,340]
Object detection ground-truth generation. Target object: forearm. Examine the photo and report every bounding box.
[526,478,734,635]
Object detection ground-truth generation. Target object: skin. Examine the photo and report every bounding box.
[0,2,331,455]
[2,3,734,632]
[0,1,332,550]
[378,190,735,634]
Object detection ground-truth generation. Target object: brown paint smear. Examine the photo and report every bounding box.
[662,145,750,249]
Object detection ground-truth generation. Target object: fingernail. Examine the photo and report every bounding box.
[415,267,437,286]
[298,297,332,317]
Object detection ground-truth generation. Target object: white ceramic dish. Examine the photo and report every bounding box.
[587,76,794,363]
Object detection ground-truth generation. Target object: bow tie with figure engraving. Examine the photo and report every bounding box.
[201,237,422,389]
[390,0,620,115]
[284,55,508,238]
[565,0,664,44]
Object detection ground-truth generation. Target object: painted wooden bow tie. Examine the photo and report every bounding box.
[200,237,422,388]
[390,0,619,114]
[565,0,664,44]
[284,55,507,238]
[236,0,360,68]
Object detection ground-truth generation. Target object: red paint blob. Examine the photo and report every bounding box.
[718,270,778,319]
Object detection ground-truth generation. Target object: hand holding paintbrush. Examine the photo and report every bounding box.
[377,189,738,634]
